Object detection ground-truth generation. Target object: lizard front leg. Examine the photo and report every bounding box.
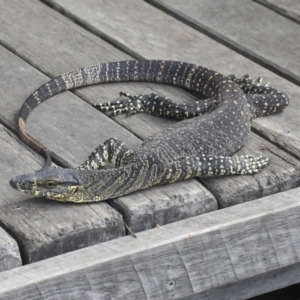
[94,92,219,120]
[76,138,133,170]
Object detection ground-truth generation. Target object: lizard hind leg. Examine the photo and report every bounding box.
[76,138,133,170]
[227,74,289,117]
[93,92,147,117]
[227,74,270,94]
[195,154,270,177]
[166,154,270,184]
[94,92,218,119]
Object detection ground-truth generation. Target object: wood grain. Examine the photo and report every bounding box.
[41,0,300,161]
[1,187,300,299]
[149,0,300,82]
[0,0,298,296]
[202,132,300,208]
[0,0,217,262]
[255,0,300,24]
[0,119,124,264]
[265,0,300,14]
[34,0,300,207]
[109,179,217,233]
[0,227,21,272]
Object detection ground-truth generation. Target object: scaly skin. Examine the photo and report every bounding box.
[10,60,288,202]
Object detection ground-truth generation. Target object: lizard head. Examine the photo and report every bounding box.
[10,165,132,202]
[10,166,87,202]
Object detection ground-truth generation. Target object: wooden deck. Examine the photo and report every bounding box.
[0,0,299,298]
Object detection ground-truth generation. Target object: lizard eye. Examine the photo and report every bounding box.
[45,181,58,188]
[38,180,58,189]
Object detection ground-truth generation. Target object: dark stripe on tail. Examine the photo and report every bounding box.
[17,60,215,167]
[19,76,66,121]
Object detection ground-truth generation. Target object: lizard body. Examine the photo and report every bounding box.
[10,60,289,202]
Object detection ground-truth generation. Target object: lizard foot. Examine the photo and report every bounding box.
[93,92,149,117]
[172,154,270,179]
[232,155,270,175]
[227,74,270,94]
[94,92,220,120]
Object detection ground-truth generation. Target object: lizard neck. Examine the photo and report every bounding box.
[79,164,145,201]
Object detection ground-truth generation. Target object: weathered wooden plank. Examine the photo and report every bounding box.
[146,0,300,160]
[184,265,300,300]
[0,0,217,249]
[0,227,22,272]
[109,180,217,233]
[26,0,300,157]
[0,3,142,167]
[0,187,300,299]
[202,132,300,208]
[149,0,300,84]
[0,119,124,264]
[265,0,300,14]
[255,0,300,24]
[36,0,300,208]
[44,0,300,161]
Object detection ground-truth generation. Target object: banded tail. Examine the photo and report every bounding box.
[18,60,216,166]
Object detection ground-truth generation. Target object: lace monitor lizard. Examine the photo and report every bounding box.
[10,60,289,202]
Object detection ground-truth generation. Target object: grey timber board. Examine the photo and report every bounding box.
[184,264,300,300]
[109,130,300,228]
[45,0,300,163]
[0,38,141,168]
[0,1,217,239]
[1,187,300,299]
[0,227,21,272]
[255,0,300,24]
[35,0,300,207]
[108,180,217,233]
[149,0,300,84]
[0,118,124,264]
[202,132,300,208]
[267,0,300,13]
[43,0,300,161]
[37,0,300,158]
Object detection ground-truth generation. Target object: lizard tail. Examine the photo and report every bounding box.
[18,60,212,166]
[18,76,67,166]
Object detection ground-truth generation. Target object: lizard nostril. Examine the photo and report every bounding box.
[9,177,18,189]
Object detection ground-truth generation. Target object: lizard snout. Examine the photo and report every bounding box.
[10,176,19,189]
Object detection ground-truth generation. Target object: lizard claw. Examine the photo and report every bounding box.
[119,91,131,98]
[227,73,272,94]
[93,92,147,117]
